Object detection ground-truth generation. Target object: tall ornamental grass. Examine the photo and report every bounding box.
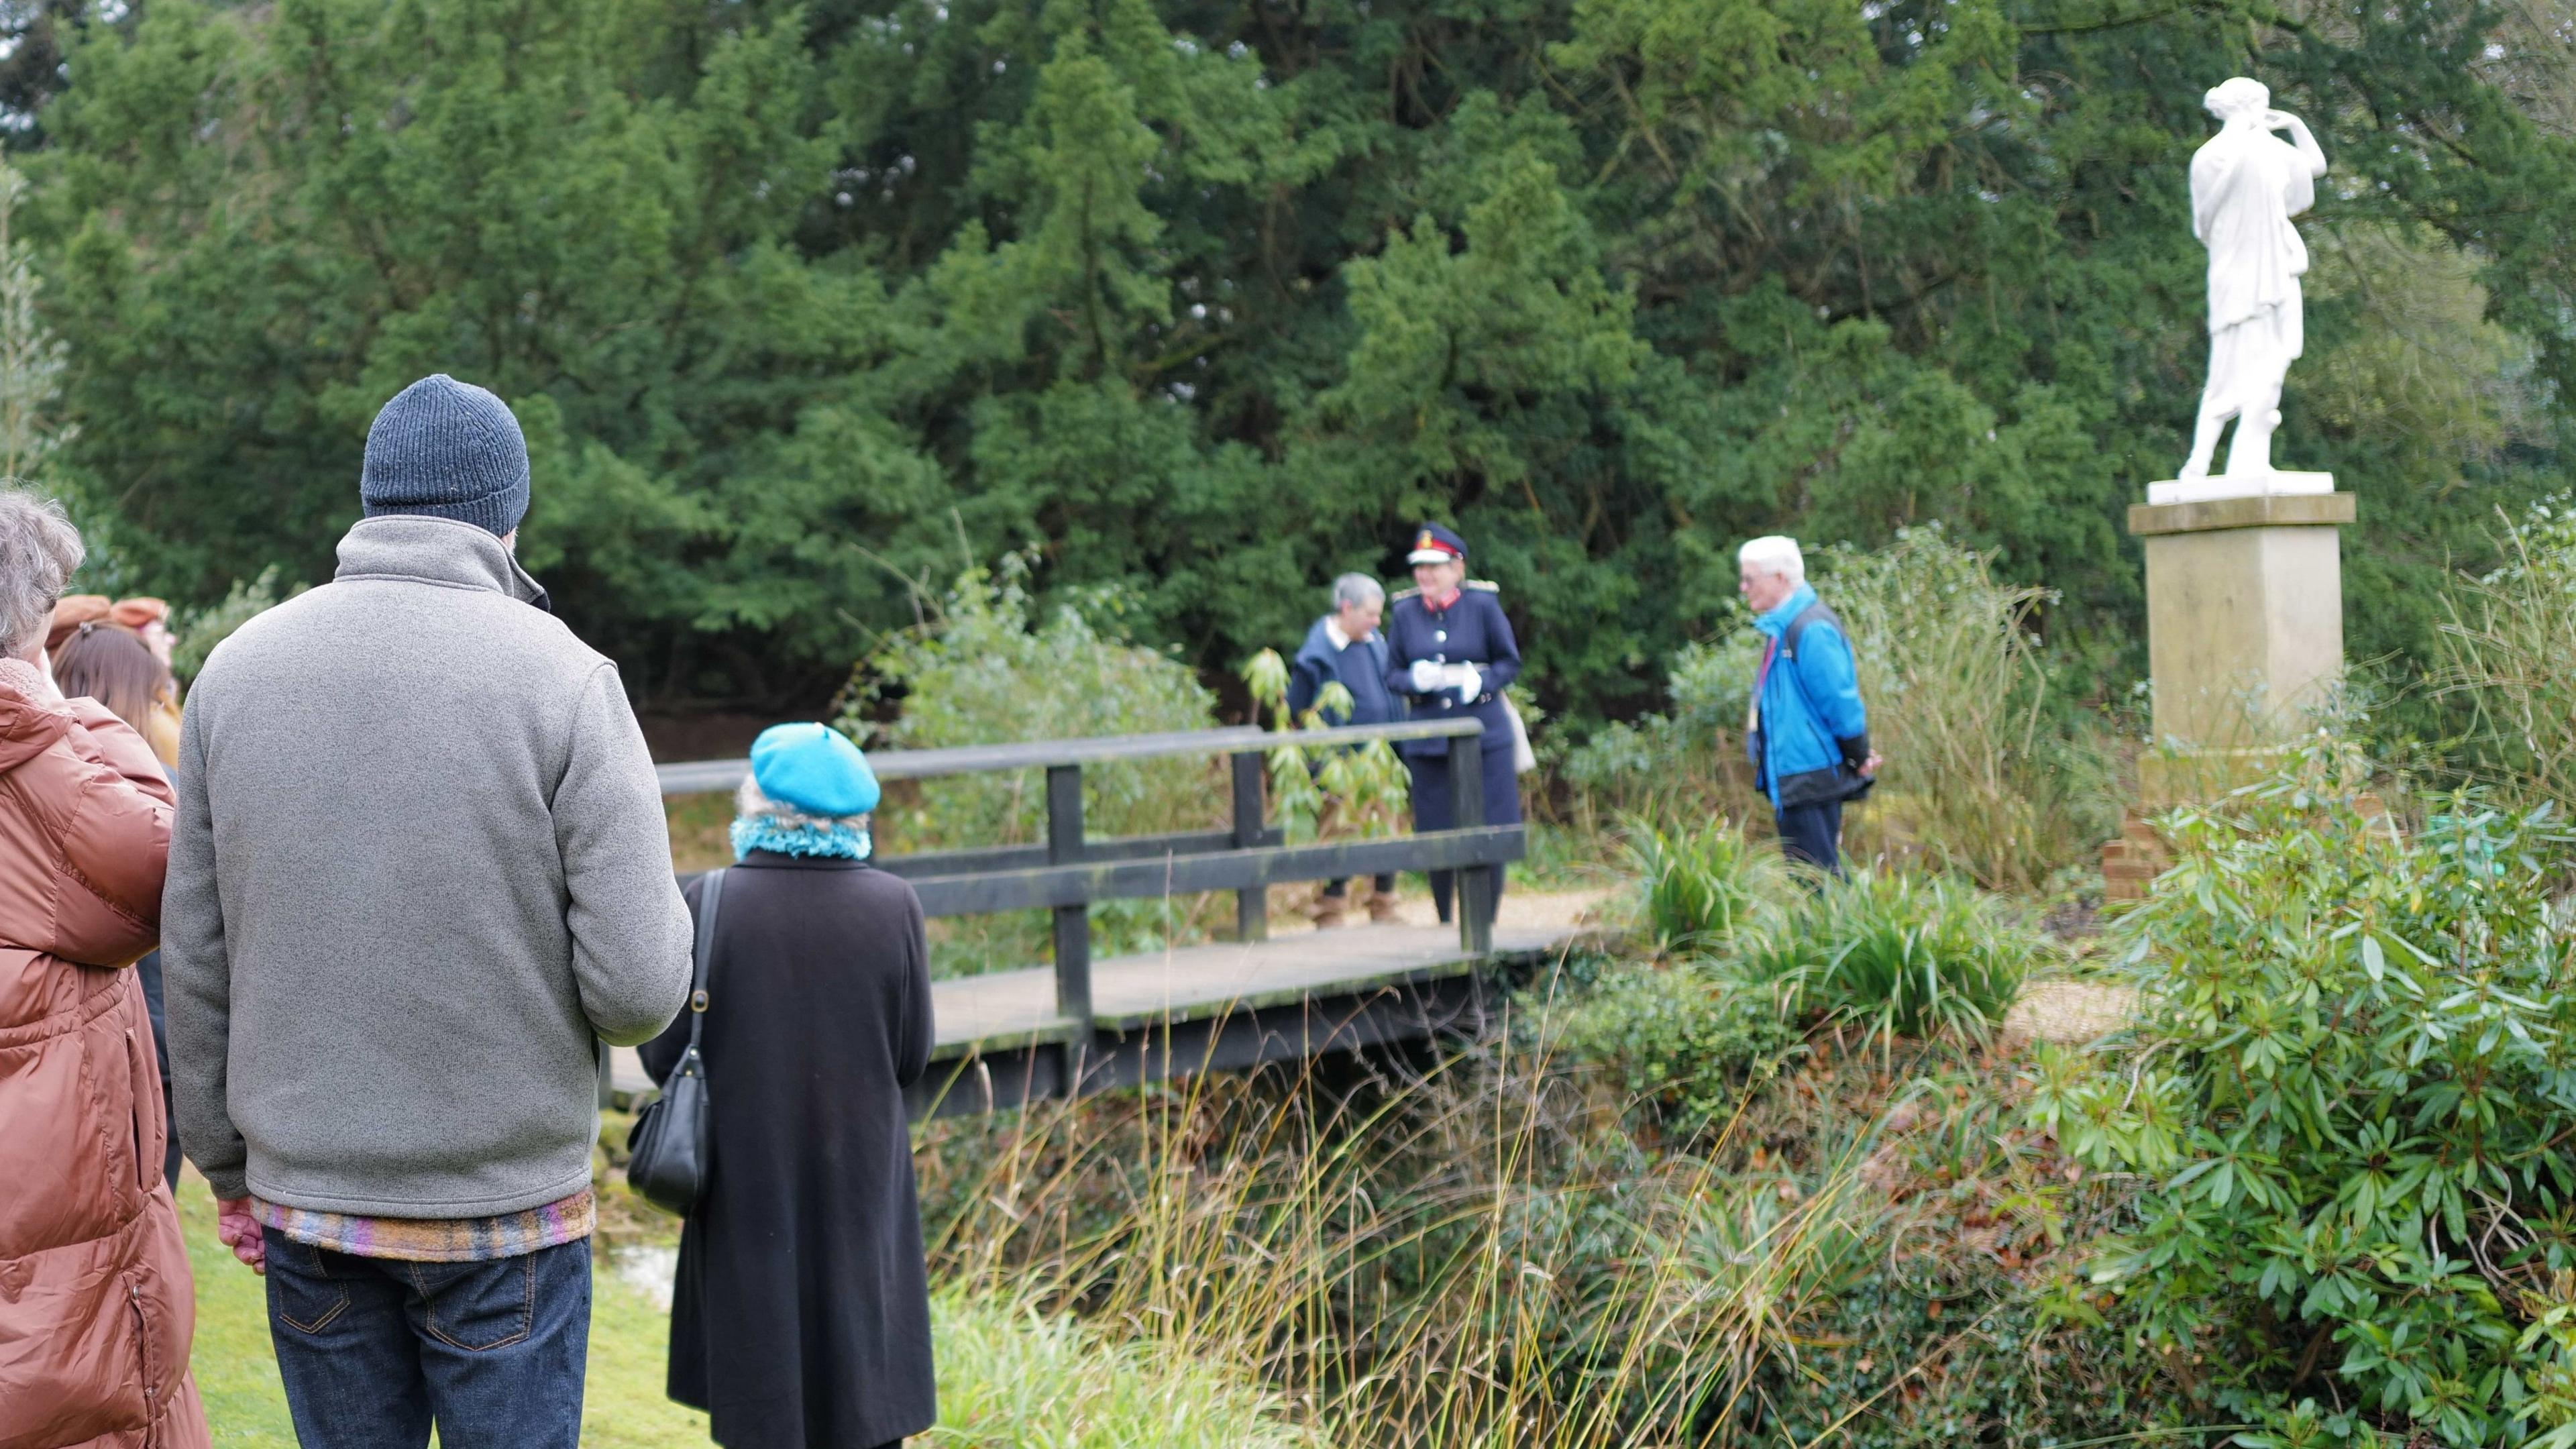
[1821,527,2119,892]
[921,1041,1912,1446]
[1569,828,2033,1132]
[1743,869,2033,1047]
[2436,500,2576,808]
[1625,817,1778,953]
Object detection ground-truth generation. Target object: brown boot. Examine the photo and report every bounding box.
[1309,893,1348,928]
[1364,889,1401,924]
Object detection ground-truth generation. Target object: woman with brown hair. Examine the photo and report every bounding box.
[52,617,189,1188]
[53,616,181,767]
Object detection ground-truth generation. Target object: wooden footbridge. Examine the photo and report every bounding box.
[615,720,1588,1118]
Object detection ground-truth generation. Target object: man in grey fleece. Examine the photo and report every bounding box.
[164,374,693,1448]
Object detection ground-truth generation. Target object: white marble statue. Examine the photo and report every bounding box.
[2178,77,2328,482]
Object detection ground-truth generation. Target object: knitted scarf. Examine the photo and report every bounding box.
[730,812,873,862]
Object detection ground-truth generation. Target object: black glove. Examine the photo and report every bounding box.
[1836,733,1871,771]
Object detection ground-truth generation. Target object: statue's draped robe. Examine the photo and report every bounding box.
[2191,125,2314,417]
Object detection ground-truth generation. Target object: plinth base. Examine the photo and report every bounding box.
[2104,487,2357,904]
[2145,470,2334,507]
[2129,489,2353,749]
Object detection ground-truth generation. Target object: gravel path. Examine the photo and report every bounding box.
[2005,979,2139,1044]
[1264,882,1616,936]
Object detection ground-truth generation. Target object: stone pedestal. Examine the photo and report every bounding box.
[2103,486,2356,898]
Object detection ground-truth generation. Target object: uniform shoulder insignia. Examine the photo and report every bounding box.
[1390,587,1422,602]
[1465,579,1501,593]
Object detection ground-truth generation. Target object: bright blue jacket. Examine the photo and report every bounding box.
[1748,583,1869,810]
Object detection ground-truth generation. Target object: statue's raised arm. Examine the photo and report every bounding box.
[2178,77,2329,483]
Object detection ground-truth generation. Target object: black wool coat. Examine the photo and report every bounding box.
[639,851,937,1449]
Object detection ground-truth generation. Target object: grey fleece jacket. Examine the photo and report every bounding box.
[164,517,693,1216]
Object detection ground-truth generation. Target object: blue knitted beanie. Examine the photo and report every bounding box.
[360,374,531,537]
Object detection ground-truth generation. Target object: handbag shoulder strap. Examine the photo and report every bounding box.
[682,867,729,1055]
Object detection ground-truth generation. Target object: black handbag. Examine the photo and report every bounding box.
[626,867,727,1216]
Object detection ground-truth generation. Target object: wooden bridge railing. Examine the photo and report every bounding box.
[657,719,1523,1042]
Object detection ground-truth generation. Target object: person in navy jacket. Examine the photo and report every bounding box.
[1287,573,1402,924]
[1384,523,1521,922]
[1740,535,1880,873]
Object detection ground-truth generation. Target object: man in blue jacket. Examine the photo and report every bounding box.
[1287,573,1401,923]
[1740,535,1880,873]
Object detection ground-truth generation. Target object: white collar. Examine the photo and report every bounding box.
[1325,618,1356,649]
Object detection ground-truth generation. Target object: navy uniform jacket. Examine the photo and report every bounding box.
[1383,582,1520,759]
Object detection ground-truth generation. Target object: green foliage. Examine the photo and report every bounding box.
[1745,871,2035,1046]
[23,0,2569,722]
[169,566,307,687]
[920,994,2153,1446]
[1550,955,1800,1134]
[1239,646,1409,846]
[2032,752,2576,1446]
[844,553,1220,849]
[1625,817,1774,954]
[1556,633,1760,830]
[838,553,1223,969]
[0,159,68,488]
[1566,833,2033,1136]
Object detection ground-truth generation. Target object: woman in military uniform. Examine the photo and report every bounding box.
[1383,523,1521,923]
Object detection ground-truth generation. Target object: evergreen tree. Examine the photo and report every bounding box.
[20,0,2570,722]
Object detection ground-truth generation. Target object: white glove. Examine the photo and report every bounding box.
[1409,659,1444,693]
[1454,664,1484,703]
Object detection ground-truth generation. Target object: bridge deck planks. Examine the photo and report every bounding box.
[607,921,1578,1094]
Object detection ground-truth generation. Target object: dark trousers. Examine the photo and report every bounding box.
[160,1077,180,1190]
[264,1230,591,1449]
[1775,800,1845,875]
[1407,737,1521,926]
[1429,863,1507,923]
[1322,873,1396,899]
[138,947,180,1189]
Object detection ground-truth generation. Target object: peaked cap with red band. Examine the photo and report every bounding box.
[1407,522,1468,566]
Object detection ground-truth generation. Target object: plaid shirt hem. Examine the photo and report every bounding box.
[250,1189,595,1263]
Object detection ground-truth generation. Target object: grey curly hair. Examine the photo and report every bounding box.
[0,486,82,655]
[733,774,871,831]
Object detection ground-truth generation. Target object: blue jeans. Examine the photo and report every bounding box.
[263,1229,590,1449]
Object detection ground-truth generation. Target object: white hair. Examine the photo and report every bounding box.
[0,486,82,653]
[1737,535,1805,586]
[734,773,870,829]
[1331,573,1385,610]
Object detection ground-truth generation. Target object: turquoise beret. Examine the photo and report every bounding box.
[748,723,880,818]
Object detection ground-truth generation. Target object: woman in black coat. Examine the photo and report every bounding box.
[640,723,936,1449]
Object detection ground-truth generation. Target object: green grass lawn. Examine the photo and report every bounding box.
[180,1169,1318,1447]
[175,1173,714,1448]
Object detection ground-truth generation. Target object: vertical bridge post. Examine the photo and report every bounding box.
[1446,729,1491,955]
[1229,751,1267,942]
[1046,764,1092,1032]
